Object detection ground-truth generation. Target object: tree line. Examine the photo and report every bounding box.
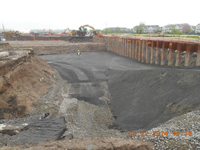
[98,23,197,35]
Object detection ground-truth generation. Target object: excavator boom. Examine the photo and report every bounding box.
[2,24,6,32]
[78,24,102,36]
[2,24,23,37]
[79,24,96,31]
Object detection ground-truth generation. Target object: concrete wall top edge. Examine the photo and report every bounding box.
[97,35,200,46]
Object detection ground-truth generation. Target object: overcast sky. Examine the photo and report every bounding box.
[0,0,199,31]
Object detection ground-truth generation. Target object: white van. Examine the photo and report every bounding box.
[1,38,6,41]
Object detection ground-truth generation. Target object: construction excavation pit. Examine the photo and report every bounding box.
[0,40,200,149]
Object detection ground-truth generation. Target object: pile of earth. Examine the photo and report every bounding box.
[0,52,55,119]
[108,68,200,130]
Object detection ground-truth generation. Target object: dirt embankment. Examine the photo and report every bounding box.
[0,51,55,119]
[0,138,152,150]
[0,43,12,50]
[108,69,200,130]
[8,41,107,55]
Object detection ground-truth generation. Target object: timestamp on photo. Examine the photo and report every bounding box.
[128,131,192,137]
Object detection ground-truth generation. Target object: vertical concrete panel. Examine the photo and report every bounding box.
[116,39,118,54]
[160,42,166,65]
[196,45,200,66]
[112,38,114,52]
[150,41,154,64]
[112,38,113,52]
[130,40,132,58]
[110,38,112,52]
[120,39,122,55]
[126,39,128,57]
[135,40,138,59]
[123,39,125,56]
[108,38,110,51]
[116,38,117,53]
[124,39,126,56]
[118,38,120,55]
[138,40,141,61]
[117,38,118,54]
[141,40,145,62]
[115,38,118,53]
[127,40,129,57]
[121,38,123,55]
[113,38,115,53]
[125,39,127,57]
[145,41,149,63]
[168,43,173,66]
[155,41,159,65]
[132,40,135,58]
[118,38,119,55]
[175,43,182,66]
[111,38,114,52]
[129,40,131,57]
[115,38,116,53]
[184,44,191,67]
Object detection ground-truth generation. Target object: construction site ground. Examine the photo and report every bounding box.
[1,41,200,149]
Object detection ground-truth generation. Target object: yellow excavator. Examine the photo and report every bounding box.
[79,24,102,36]
[62,28,73,36]
[49,29,55,35]
[2,24,23,37]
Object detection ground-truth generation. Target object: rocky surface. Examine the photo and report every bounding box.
[0,137,153,150]
[130,109,200,149]
[0,117,66,146]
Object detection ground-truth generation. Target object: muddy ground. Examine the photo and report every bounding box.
[40,51,200,132]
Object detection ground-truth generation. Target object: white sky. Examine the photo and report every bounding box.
[0,0,199,31]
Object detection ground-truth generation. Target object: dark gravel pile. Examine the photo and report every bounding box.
[108,69,200,130]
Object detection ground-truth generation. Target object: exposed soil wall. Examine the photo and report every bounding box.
[8,41,107,55]
[0,52,55,119]
[108,69,200,130]
[5,36,93,42]
[0,43,12,49]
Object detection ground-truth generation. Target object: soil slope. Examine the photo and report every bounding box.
[0,53,55,119]
[41,51,200,131]
[108,69,200,130]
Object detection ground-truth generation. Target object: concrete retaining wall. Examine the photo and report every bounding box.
[94,36,200,67]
